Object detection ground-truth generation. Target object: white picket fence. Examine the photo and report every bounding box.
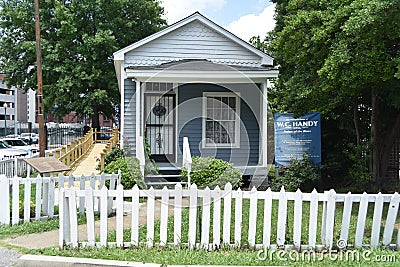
[0,150,57,178]
[59,183,400,250]
[0,157,32,178]
[0,172,121,226]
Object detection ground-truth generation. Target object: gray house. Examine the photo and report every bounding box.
[113,12,278,177]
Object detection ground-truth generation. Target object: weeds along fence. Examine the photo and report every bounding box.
[59,183,400,250]
[0,172,121,226]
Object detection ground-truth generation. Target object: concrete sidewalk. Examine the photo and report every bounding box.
[17,255,161,267]
[17,255,279,267]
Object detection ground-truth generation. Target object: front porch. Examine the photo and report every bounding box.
[122,60,276,174]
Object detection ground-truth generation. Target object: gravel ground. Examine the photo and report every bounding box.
[0,248,21,267]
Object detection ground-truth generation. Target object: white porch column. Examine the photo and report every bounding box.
[135,80,141,151]
[261,80,268,167]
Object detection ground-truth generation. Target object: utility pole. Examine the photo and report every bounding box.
[34,0,45,157]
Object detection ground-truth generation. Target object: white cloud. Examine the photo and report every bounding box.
[161,0,226,24]
[225,4,276,42]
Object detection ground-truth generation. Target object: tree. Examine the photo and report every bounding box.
[0,0,166,129]
[267,0,400,190]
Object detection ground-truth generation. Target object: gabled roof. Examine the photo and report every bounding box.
[113,12,273,65]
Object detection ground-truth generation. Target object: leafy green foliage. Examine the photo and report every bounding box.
[269,155,319,192]
[0,0,166,126]
[268,0,400,115]
[10,184,37,219]
[143,138,159,176]
[104,146,125,167]
[181,157,242,189]
[342,143,372,192]
[104,157,145,189]
[266,0,400,190]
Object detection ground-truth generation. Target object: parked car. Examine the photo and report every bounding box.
[99,127,113,140]
[68,129,75,135]
[20,133,39,144]
[6,134,20,138]
[0,140,29,160]
[1,138,39,154]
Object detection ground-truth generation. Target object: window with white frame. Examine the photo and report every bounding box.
[203,93,240,147]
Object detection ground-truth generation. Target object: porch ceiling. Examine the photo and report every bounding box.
[125,59,278,83]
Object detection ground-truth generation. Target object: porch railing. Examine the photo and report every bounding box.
[99,129,120,171]
[54,128,119,173]
[56,128,95,169]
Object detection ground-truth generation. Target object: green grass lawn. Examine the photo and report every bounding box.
[103,199,394,247]
[0,215,91,240]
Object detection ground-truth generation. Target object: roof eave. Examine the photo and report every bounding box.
[125,69,279,83]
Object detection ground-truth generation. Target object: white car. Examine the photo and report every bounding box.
[20,133,39,144]
[6,134,20,138]
[1,138,39,154]
[0,140,29,160]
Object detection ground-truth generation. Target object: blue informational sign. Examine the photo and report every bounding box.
[274,112,321,167]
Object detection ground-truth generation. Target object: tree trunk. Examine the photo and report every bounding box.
[353,100,360,147]
[371,87,380,190]
[91,106,101,139]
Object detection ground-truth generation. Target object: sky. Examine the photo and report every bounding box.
[159,0,276,42]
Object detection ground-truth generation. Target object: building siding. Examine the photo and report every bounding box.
[123,79,136,155]
[0,76,16,131]
[177,83,261,166]
[125,21,261,67]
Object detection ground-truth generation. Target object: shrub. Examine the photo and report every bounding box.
[104,146,125,167]
[181,157,242,189]
[104,157,146,189]
[17,199,36,218]
[269,154,319,192]
[342,143,372,192]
